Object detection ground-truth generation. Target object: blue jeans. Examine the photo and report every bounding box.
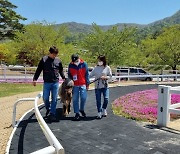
[72,85,87,113]
[95,88,109,113]
[43,82,59,115]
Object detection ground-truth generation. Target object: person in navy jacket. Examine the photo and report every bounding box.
[33,46,65,122]
[68,54,90,121]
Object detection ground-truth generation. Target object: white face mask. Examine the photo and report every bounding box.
[98,61,103,66]
[74,59,80,66]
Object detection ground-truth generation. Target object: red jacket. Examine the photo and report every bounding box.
[68,59,90,86]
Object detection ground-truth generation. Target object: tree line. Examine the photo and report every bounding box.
[0,0,179,71]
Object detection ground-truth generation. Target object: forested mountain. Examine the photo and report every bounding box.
[149,10,180,26]
[55,22,145,34]
[139,10,180,38]
[54,22,93,34]
[55,10,180,35]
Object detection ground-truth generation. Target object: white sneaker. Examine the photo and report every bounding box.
[102,109,107,117]
[96,112,102,119]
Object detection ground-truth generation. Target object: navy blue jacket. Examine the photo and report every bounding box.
[33,56,65,82]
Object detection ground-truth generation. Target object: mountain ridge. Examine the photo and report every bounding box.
[55,10,180,34]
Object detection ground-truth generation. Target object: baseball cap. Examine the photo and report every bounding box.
[71,54,79,62]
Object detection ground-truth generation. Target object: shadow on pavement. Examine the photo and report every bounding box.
[144,124,180,135]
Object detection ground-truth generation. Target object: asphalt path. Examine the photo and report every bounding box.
[9,84,180,154]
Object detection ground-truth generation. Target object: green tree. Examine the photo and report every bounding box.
[0,42,17,64]
[0,0,26,40]
[82,24,137,66]
[12,21,74,66]
[142,25,180,70]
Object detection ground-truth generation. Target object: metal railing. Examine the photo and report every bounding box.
[12,98,35,127]
[0,65,66,83]
[157,85,180,127]
[12,92,64,154]
[31,92,64,154]
[114,74,180,85]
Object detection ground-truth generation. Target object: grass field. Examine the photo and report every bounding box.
[0,82,117,98]
[0,83,43,98]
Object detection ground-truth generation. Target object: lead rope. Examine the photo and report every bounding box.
[102,79,108,88]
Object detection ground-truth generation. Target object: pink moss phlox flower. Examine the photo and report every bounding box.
[112,89,180,123]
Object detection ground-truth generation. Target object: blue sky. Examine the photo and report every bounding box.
[10,0,180,25]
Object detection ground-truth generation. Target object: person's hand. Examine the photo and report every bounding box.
[101,76,107,80]
[33,80,37,86]
[63,77,66,81]
[86,85,89,90]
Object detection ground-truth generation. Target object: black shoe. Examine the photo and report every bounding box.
[80,110,86,117]
[45,109,50,117]
[73,113,80,121]
[49,114,58,122]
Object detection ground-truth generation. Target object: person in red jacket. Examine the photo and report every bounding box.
[68,54,90,121]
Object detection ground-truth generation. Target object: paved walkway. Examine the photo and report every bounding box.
[9,84,180,154]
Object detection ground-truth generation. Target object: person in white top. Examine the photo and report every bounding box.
[89,55,112,119]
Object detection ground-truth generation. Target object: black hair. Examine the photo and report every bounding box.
[71,54,79,62]
[98,55,106,66]
[49,46,59,54]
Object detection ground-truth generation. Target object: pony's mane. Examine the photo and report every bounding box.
[59,78,74,99]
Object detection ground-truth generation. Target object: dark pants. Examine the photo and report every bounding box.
[95,88,109,113]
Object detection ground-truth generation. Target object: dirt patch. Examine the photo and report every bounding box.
[167,119,180,131]
[0,91,41,154]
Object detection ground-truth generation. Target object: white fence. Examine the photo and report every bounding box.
[11,92,64,154]
[157,85,180,127]
[114,74,180,85]
[1,65,180,83]
[0,65,67,83]
[162,70,180,75]
[0,65,43,83]
[12,98,35,127]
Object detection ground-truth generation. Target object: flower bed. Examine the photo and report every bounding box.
[112,89,180,123]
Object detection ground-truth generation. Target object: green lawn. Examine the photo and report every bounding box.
[0,83,43,98]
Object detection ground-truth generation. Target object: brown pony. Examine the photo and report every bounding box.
[58,78,74,116]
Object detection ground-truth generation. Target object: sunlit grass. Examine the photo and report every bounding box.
[0,83,43,97]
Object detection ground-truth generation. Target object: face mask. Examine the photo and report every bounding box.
[98,61,103,66]
[74,59,80,66]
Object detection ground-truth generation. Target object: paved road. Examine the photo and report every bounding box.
[9,84,180,154]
